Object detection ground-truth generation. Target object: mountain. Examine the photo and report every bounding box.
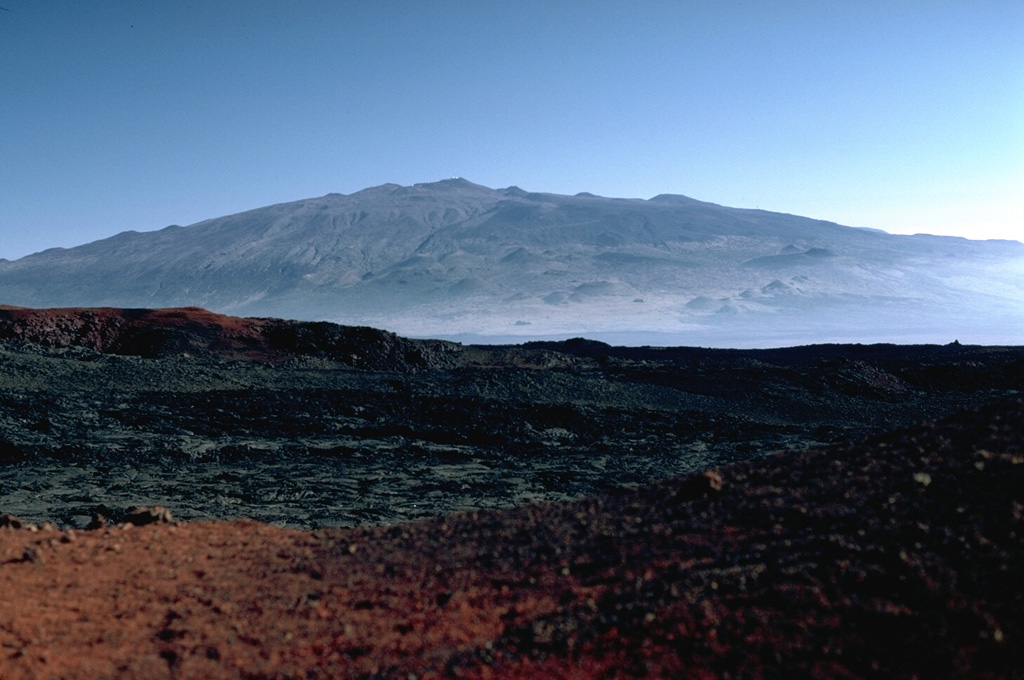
[1,178,1022,346]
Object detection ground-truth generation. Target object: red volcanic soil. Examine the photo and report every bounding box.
[1,397,1022,679]
[0,305,278,359]
[0,305,462,368]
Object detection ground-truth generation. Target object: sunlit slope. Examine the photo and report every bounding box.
[1,179,1021,345]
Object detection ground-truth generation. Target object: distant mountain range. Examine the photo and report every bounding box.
[1,178,1021,346]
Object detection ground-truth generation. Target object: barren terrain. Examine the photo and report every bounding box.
[0,306,1022,677]
[1,397,1021,678]
[2,306,1021,529]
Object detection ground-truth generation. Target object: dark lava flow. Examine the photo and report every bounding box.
[0,306,1021,529]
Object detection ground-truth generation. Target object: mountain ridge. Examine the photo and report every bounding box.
[1,180,1021,346]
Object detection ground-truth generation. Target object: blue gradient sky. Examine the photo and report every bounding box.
[2,1,1021,260]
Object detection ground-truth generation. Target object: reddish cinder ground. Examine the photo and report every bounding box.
[0,306,290,361]
[1,398,1023,679]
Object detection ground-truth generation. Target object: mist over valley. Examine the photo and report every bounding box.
[2,179,1021,347]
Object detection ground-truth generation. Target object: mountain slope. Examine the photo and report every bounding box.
[1,179,1021,345]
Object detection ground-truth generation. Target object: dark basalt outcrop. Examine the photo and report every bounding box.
[1,305,1022,531]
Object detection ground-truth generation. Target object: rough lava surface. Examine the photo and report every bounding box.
[0,305,1022,678]
[3,305,1023,530]
[0,398,1021,678]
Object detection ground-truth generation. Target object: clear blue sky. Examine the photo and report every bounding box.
[2,1,1021,260]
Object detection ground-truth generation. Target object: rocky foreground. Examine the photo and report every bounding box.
[0,305,1022,677]
[0,396,1021,678]
[2,305,1023,530]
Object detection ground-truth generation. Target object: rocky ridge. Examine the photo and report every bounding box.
[0,305,465,369]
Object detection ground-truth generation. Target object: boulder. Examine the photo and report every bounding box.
[125,506,174,526]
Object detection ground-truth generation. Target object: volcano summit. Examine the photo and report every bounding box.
[1,179,1021,346]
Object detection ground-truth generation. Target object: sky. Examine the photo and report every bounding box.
[1,1,1022,260]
